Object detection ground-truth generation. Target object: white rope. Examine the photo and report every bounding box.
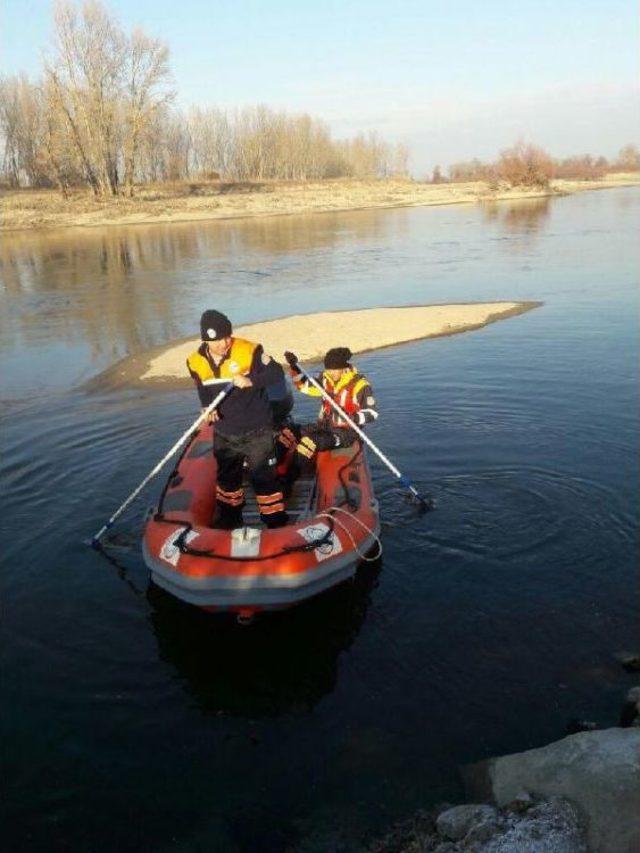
[316,505,383,562]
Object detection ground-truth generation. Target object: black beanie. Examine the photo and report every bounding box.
[200,310,232,341]
[324,347,352,369]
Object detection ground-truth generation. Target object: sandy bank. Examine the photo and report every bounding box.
[95,302,540,388]
[3,175,639,233]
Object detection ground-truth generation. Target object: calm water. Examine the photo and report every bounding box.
[2,190,638,852]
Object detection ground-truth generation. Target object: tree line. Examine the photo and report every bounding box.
[444,142,640,187]
[0,1,409,196]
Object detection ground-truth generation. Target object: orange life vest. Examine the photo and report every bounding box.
[319,369,370,428]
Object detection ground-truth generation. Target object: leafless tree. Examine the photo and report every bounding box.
[0,76,23,186]
[613,144,640,171]
[45,1,126,195]
[122,29,173,195]
[497,141,554,188]
[1,1,411,191]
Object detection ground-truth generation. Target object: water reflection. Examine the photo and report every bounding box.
[147,560,382,717]
[1,208,396,294]
[0,209,399,376]
[482,197,551,233]
[1,229,183,362]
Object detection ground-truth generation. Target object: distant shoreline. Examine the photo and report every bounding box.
[2,175,639,234]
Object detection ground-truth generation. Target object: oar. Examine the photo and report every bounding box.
[291,359,434,511]
[90,382,232,548]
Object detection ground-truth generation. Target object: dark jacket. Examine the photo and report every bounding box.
[187,341,285,436]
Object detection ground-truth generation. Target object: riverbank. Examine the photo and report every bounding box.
[372,725,640,853]
[94,302,540,388]
[371,676,640,852]
[2,174,639,232]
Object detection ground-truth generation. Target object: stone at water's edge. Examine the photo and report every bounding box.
[436,804,498,841]
[464,728,640,853]
[371,797,587,852]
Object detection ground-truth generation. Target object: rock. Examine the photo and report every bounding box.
[565,719,598,735]
[506,791,533,814]
[619,686,640,728]
[480,798,587,852]
[464,728,640,853]
[462,815,501,846]
[436,805,498,842]
[368,808,439,853]
[371,798,587,852]
[626,686,640,706]
[615,652,640,672]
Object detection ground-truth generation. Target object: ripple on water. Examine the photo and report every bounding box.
[377,466,634,569]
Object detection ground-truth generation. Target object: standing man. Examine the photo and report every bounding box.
[187,310,288,529]
[284,347,378,473]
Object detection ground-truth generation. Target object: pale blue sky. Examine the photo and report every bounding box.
[2,0,638,175]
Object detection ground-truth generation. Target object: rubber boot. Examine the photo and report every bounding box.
[212,504,244,530]
[262,510,289,529]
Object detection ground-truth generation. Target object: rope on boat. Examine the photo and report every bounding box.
[317,505,383,562]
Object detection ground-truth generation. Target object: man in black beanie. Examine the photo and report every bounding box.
[283,346,379,474]
[187,310,288,529]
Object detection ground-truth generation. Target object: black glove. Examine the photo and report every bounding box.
[284,351,298,367]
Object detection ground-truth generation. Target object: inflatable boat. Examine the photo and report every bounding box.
[142,424,381,616]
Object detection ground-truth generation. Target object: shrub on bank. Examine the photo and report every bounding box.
[497,142,554,188]
[554,155,609,180]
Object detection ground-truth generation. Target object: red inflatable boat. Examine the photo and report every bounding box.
[142,424,381,616]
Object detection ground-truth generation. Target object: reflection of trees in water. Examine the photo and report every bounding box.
[615,191,637,211]
[1,229,182,359]
[147,559,382,717]
[1,210,403,364]
[482,197,551,234]
[223,207,396,255]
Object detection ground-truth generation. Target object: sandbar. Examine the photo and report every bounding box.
[95,302,541,389]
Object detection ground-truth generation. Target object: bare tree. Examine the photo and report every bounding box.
[448,158,493,182]
[122,29,173,195]
[2,2,416,190]
[554,154,608,180]
[0,76,22,185]
[46,0,125,195]
[497,141,554,188]
[614,144,640,172]
[391,143,410,177]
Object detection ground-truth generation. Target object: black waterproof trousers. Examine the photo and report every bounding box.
[213,428,287,528]
[296,424,358,458]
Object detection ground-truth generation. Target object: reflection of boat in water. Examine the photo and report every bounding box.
[142,423,381,617]
[146,558,382,716]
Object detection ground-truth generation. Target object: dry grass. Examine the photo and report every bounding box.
[2,174,639,232]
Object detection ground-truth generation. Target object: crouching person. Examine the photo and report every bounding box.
[284,347,378,475]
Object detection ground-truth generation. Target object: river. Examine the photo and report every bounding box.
[1,188,638,851]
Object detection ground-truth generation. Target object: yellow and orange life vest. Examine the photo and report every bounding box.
[186,337,257,385]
